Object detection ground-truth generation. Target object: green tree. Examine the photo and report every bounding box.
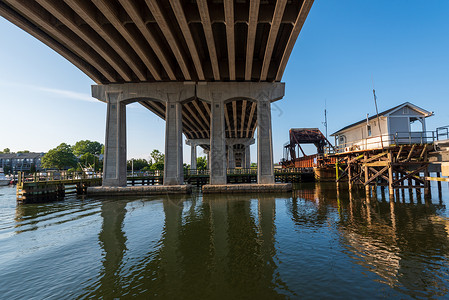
[196,156,208,170]
[17,150,30,153]
[251,162,257,169]
[72,140,103,156]
[41,143,77,170]
[150,161,164,171]
[127,158,150,171]
[149,149,164,171]
[150,149,164,164]
[79,152,101,171]
[1,148,10,154]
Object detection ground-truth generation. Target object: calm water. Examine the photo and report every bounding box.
[1,182,449,299]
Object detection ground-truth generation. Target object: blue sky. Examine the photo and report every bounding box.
[1,0,448,164]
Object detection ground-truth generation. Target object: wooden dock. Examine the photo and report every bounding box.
[16,172,102,204]
[16,168,313,203]
[333,143,435,196]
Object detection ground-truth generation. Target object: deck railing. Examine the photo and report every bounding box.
[17,171,102,185]
[332,131,436,154]
[436,125,449,141]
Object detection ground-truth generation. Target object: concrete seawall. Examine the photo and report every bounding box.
[87,185,192,196]
[202,183,292,193]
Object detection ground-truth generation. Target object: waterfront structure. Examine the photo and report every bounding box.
[0,152,45,173]
[0,0,314,189]
[331,102,433,152]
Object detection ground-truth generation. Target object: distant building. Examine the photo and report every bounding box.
[0,152,45,173]
[331,102,433,152]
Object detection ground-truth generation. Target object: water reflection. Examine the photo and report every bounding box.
[7,184,449,298]
[88,194,290,299]
[97,199,127,297]
[293,183,449,298]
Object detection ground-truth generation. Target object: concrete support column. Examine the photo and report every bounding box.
[228,145,235,169]
[164,98,183,185]
[190,143,197,170]
[205,150,210,170]
[210,95,227,185]
[257,100,274,184]
[103,92,127,187]
[244,145,251,169]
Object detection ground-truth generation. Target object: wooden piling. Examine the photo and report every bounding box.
[387,152,394,196]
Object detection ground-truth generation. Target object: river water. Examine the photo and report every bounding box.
[1,182,449,299]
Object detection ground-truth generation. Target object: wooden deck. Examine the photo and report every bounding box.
[16,168,314,203]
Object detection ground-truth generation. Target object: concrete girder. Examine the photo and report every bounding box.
[1,1,313,83]
[232,101,238,138]
[197,0,220,80]
[276,0,315,81]
[118,0,176,81]
[0,2,103,83]
[36,0,133,82]
[245,0,260,81]
[92,0,158,81]
[63,0,147,82]
[224,0,235,81]
[145,0,191,81]
[240,100,247,138]
[192,99,210,127]
[260,0,287,81]
[168,0,205,81]
[4,0,117,82]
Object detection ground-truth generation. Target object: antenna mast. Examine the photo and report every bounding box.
[372,79,384,149]
[322,99,328,140]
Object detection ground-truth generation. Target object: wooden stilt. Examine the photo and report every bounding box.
[388,152,394,196]
[436,172,442,192]
[364,153,369,195]
[348,158,352,190]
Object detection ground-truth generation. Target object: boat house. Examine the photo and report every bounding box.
[331,102,433,152]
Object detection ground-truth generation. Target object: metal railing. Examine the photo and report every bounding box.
[332,131,436,154]
[436,125,449,141]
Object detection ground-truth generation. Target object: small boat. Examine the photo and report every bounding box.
[0,168,10,186]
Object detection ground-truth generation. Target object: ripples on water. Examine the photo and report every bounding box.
[0,183,449,299]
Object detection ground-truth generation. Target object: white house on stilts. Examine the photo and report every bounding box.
[331,102,434,153]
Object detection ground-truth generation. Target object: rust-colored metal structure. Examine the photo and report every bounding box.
[281,128,335,169]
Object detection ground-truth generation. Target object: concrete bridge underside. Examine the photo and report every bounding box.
[0,0,314,187]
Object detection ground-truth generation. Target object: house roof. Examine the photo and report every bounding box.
[0,152,45,159]
[331,102,433,136]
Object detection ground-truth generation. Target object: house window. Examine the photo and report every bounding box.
[367,125,372,136]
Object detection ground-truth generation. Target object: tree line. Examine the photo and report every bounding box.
[13,141,208,172]
[41,141,103,171]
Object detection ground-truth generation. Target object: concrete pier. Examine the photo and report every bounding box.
[164,96,183,185]
[93,82,286,194]
[257,99,274,184]
[210,93,227,185]
[103,92,127,187]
